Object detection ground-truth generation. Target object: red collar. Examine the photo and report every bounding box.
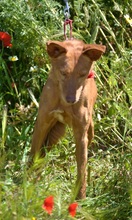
[88,70,95,78]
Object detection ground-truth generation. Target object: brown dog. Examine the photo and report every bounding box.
[30,39,106,199]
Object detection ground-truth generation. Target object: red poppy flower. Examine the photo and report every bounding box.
[0,32,12,48]
[42,196,54,215]
[68,202,78,217]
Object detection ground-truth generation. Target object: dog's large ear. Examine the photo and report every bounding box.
[83,44,106,61]
[46,41,67,58]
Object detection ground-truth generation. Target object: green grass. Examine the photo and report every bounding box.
[0,0,132,219]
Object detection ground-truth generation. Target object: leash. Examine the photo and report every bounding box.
[63,1,95,79]
[63,0,73,40]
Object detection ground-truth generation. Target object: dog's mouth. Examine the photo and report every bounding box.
[60,95,77,105]
[65,95,77,104]
[63,86,83,105]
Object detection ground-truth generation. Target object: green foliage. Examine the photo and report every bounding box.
[0,0,132,219]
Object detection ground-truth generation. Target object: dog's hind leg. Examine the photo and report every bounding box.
[44,121,66,151]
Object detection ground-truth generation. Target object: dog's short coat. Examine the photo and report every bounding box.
[31,39,106,199]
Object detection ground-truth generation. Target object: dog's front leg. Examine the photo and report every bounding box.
[73,123,88,199]
[30,78,58,159]
[30,108,55,158]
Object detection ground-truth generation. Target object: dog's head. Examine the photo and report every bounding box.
[47,40,106,105]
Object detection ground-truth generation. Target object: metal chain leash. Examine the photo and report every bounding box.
[63,0,73,40]
[63,0,70,19]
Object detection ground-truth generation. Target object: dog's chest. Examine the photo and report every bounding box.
[50,109,72,125]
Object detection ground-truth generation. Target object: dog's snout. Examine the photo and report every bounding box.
[66,95,76,104]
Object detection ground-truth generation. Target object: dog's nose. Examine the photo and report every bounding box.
[66,95,76,104]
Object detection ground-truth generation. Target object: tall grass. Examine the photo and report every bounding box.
[0,0,132,219]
